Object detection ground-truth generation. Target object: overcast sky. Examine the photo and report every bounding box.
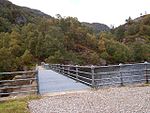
[9,0,150,27]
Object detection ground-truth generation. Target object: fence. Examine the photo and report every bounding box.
[0,70,39,97]
[46,62,150,88]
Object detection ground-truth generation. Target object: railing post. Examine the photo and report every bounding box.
[62,65,65,74]
[35,69,40,95]
[58,64,60,73]
[56,64,59,72]
[76,65,79,80]
[144,61,149,84]
[60,64,62,73]
[51,64,53,69]
[54,64,56,71]
[91,65,95,88]
[55,64,57,71]
[53,64,54,69]
[68,65,70,75]
[50,64,52,69]
[49,64,51,69]
[53,64,55,70]
[119,63,124,86]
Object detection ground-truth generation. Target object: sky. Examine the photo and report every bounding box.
[9,0,150,27]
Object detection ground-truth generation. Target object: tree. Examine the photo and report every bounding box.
[139,25,150,36]
[80,50,101,65]
[104,39,132,63]
[131,42,150,62]
[55,14,62,20]
[9,31,23,57]
[100,51,109,60]
[142,15,150,25]
[46,50,64,64]
[125,16,133,25]
[86,33,98,50]
[0,17,11,32]
[0,48,16,71]
[126,24,140,35]
[98,33,106,53]
[115,25,125,41]
[21,50,33,66]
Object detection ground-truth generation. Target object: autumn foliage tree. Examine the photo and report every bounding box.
[0,1,150,72]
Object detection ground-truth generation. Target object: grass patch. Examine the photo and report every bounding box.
[0,95,40,113]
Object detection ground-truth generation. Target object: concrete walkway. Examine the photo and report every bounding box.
[38,69,89,94]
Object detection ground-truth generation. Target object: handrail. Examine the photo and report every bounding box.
[0,78,36,83]
[0,70,36,75]
[0,90,37,95]
[0,70,38,97]
[0,84,37,90]
[46,62,150,88]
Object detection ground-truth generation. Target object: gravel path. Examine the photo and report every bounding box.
[29,86,150,113]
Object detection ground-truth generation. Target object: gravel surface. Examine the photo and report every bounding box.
[29,86,150,113]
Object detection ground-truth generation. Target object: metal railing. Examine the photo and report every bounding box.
[0,70,39,97]
[44,62,150,88]
[48,64,95,87]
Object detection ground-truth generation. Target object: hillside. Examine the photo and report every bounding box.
[0,0,149,72]
[0,0,102,71]
[0,0,51,31]
[112,15,150,61]
[82,22,110,33]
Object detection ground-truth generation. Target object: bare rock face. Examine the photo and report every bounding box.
[15,16,27,24]
[0,0,51,25]
[82,22,110,33]
[0,0,6,4]
[0,0,11,5]
[100,58,107,66]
